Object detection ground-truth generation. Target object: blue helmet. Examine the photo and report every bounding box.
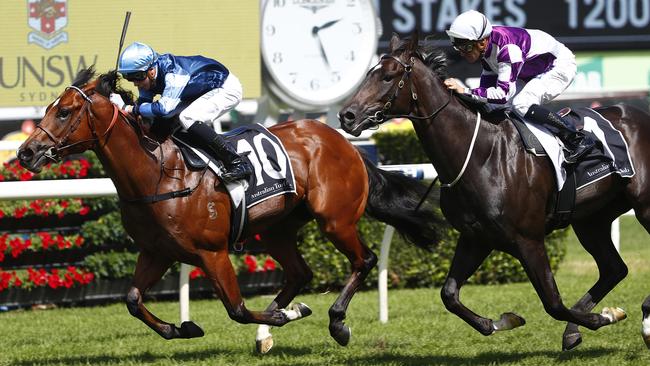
[118,42,158,74]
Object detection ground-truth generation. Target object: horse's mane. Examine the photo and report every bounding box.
[71,66,135,106]
[391,36,448,80]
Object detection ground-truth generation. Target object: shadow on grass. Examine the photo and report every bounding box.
[9,345,617,366]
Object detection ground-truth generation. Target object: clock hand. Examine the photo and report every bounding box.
[313,32,331,70]
[313,18,341,33]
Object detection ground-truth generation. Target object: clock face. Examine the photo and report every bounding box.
[261,0,378,109]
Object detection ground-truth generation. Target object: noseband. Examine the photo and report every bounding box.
[367,55,452,126]
[37,85,121,162]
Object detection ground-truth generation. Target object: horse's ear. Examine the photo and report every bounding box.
[407,29,420,53]
[389,33,401,53]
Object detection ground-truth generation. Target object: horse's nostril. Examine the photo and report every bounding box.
[17,148,33,163]
[344,111,356,122]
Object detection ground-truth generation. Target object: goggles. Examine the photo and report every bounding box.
[122,70,148,82]
[452,42,475,53]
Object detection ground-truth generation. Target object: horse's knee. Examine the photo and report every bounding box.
[440,280,460,311]
[126,287,141,316]
[543,301,569,320]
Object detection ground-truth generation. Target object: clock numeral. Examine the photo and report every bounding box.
[344,50,356,62]
[346,0,356,7]
[310,79,320,91]
[331,72,341,83]
[289,72,298,84]
[265,25,276,37]
[273,0,286,7]
[272,52,283,64]
[352,22,362,34]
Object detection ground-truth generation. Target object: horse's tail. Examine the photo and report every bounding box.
[362,155,446,251]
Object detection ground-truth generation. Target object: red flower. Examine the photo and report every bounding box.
[79,206,90,216]
[189,267,206,279]
[244,255,258,273]
[263,257,276,271]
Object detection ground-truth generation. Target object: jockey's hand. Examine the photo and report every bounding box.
[443,78,469,94]
[109,93,126,110]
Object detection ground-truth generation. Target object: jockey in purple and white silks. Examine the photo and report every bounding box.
[443,10,594,164]
[111,42,251,181]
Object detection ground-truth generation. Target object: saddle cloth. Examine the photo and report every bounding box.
[172,123,296,244]
[511,107,635,191]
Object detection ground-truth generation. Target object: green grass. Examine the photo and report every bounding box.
[2,216,650,366]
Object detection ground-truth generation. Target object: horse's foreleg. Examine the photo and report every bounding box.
[441,234,517,335]
[128,251,204,340]
[198,249,292,327]
[324,227,377,346]
[561,219,628,351]
[516,236,623,333]
[255,228,314,353]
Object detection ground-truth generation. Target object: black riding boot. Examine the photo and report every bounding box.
[187,122,252,181]
[525,104,595,164]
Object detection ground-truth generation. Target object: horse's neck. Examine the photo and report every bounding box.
[411,85,491,185]
[95,120,172,199]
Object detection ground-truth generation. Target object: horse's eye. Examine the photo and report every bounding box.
[383,74,394,82]
[57,108,71,119]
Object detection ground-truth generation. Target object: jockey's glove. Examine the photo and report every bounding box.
[109,93,126,110]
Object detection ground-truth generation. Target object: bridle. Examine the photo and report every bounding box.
[37,85,122,162]
[37,85,204,203]
[365,54,452,126]
[365,54,480,189]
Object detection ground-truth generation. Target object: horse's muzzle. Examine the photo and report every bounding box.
[338,106,377,137]
[17,141,52,173]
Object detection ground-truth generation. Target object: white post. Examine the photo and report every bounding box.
[378,225,395,324]
[179,263,191,322]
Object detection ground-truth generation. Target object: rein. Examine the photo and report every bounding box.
[43,85,206,204]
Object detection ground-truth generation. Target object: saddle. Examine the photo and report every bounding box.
[169,124,297,247]
[509,107,634,229]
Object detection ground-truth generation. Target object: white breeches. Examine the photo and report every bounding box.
[179,73,243,130]
[512,51,577,116]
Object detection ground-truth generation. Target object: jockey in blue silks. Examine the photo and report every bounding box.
[443,10,594,164]
[111,42,252,181]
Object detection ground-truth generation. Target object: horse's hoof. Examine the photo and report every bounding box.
[601,307,627,324]
[291,302,312,318]
[256,335,274,354]
[492,312,526,332]
[330,323,351,346]
[179,321,205,338]
[562,332,582,351]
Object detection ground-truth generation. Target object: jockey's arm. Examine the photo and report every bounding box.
[137,73,190,119]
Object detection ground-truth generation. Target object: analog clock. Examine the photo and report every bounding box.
[260,0,379,110]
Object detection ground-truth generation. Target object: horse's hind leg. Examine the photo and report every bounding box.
[127,250,204,339]
[631,205,650,348]
[321,221,377,346]
[562,217,628,351]
[255,225,314,353]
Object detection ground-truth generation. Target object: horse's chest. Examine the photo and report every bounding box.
[440,189,503,238]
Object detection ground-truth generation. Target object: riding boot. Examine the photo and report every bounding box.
[525,104,595,164]
[186,122,252,181]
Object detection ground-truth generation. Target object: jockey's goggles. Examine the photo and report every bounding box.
[452,41,475,53]
[122,70,148,82]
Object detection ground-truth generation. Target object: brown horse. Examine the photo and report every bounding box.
[340,33,650,350]
[17,68,445,349]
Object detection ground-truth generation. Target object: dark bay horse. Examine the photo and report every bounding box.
[17,68,445,350]
[340,33,650,350]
